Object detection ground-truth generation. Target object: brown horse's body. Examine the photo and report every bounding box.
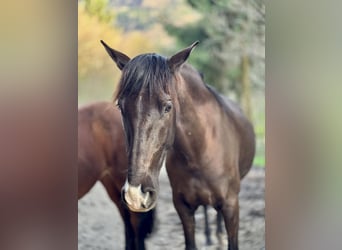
[166,64,255,249]
[78,101,155,250]
[101,41,255,250]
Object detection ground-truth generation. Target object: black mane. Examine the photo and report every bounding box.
[115,53,172,101]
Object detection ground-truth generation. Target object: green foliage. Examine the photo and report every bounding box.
[78,1,155,101]
[84,0,114,23]
[163,0,265,96]
[116,7,155,31]
[164,22,229,92]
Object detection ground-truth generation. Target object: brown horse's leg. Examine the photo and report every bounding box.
[221,196,239,250]
[173,197,197,250]
[123,210,136,250]
[100,177,136,250]
[78,163,98,199]
[129,213,144,250]
[216,210,224,245]
[203,205,212,245]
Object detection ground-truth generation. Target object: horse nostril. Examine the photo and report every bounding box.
[149,190,156,199]
[142,187,156,197]
[143,191,156,209]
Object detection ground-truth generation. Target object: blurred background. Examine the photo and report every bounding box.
[78,0,265,167]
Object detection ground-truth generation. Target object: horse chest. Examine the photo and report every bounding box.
[167,152,224,205]
[186,177,217,206]
[169,167,217,206]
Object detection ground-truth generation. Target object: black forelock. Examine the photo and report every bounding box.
[115,53,172,101]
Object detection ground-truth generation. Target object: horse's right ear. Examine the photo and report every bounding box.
[100,40,130,70]
[167,41,199,72]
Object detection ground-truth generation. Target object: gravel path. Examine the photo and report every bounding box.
[78,167,265,250]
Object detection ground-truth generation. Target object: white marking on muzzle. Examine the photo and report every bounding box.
[123,179,129,192]
[123,180,155,212]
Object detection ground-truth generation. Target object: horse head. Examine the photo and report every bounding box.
[101,40,198,212]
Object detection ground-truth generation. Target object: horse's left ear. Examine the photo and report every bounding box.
[100,40,130,70]
[167,41,199,72]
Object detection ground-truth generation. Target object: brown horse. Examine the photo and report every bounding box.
[78,101,155,250]
[101,40,255,250]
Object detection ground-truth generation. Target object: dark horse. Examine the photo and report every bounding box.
[101,41,255,250]
[78,101,155,250]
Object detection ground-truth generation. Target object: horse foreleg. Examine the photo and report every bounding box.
[216,210,224,245]
[101,178,136,250]
[106,192,136,250]
[221,196,239,250]
[135,235,145,250]
[203,205,212,245]
[124,220,136,250]
[120,208,137,250]
[130,212,148,250]
[174,198,197,250]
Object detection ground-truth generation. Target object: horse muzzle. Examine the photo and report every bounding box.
[121,180,157,212]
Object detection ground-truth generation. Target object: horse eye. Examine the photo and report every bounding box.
[164,103,172,113]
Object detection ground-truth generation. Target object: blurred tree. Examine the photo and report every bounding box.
[163,0,265,120]
[78,0,154,81]
[78,1,121,80]
[84,0,114,23]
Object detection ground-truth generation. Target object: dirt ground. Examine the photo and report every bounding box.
[78,167,265,250]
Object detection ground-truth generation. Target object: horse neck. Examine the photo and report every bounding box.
[171,69,219,160]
